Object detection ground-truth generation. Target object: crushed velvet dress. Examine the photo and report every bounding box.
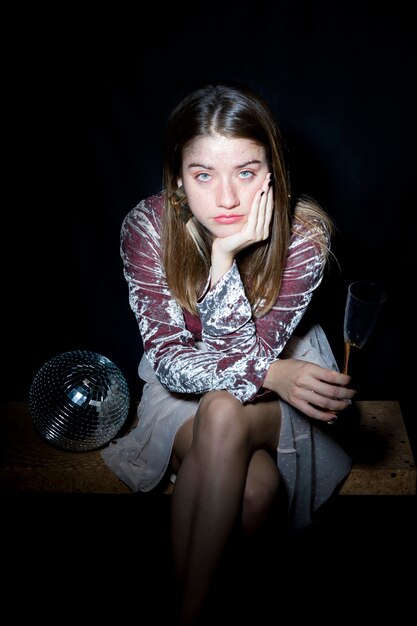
[101,192,352,530]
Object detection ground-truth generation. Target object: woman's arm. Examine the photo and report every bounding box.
[122,194,329,403]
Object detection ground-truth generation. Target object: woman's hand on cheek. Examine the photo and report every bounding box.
[212,172,273,259]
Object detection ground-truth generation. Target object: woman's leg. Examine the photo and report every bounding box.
[171,390,281,625]
[241,448,281,535]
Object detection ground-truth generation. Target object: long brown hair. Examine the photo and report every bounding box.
[162,81,332,316]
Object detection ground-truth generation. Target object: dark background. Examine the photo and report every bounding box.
[2,3,415,616]
[3,2,414,450]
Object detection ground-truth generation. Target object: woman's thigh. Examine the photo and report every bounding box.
[172,391,281,470]
[239,394,281,452]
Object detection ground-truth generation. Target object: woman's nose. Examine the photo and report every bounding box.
[216,182,240,209]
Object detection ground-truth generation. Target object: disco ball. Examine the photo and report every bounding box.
[29,350,130,452]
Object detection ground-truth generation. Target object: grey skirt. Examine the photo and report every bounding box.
[101,323,352,530]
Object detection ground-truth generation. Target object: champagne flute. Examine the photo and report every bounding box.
[342,281,387,375]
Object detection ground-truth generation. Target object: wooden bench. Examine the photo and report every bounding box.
[0,401,415,496]
[338,400,415,495]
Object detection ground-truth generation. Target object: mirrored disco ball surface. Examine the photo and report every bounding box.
[29,350,130,452]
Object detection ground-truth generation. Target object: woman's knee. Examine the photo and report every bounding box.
[196,390,248,443]
[198,390,240,416]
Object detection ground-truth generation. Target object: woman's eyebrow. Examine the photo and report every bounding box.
[187,159,263,170]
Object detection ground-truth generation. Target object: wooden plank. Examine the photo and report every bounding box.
[339,400,416,495]
[0,401,415,496]
[0,401,131,494]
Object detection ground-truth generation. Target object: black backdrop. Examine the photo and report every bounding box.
[4,3,414,445]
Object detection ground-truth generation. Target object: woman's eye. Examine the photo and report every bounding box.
[239,170,253,179]
[197,173,210,181]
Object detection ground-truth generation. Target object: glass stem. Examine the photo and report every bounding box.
[342,341,351,375]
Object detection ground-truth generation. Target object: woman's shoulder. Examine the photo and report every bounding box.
[289,195,333,262]
[121,191,167,237]
[121,192,167,258]
[291,195,332,244]
[126,190,166,221]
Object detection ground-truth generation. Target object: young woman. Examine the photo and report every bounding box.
[102,81,356,624]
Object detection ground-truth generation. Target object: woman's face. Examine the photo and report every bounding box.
[179,133,269,238]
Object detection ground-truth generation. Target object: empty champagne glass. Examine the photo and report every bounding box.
[342,281,387,375]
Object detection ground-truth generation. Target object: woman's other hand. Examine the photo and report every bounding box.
[263,358,357,422]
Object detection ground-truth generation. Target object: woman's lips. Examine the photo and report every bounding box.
[213,215,244,224]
